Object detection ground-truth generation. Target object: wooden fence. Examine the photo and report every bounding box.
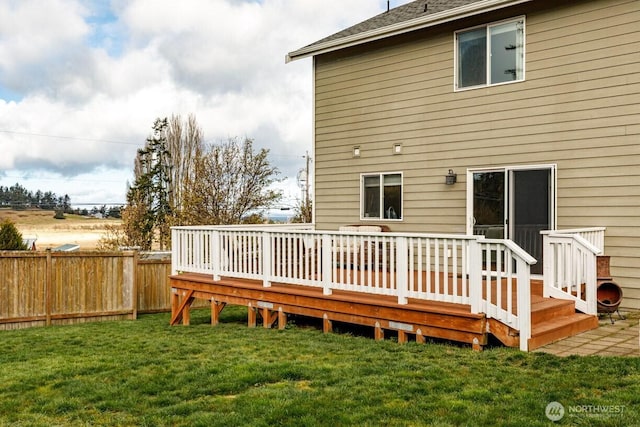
[0,251,194,330]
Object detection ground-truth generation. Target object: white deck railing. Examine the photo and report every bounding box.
[475,239,537,350]
[541,228,604,315]
[172,225,537,350]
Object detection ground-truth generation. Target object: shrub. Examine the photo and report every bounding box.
[0,220,28,250]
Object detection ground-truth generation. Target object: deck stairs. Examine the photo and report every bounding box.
[489,280,599,350]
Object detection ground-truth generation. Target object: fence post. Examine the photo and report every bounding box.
[468,239,482,314]
[321,234,332,295]
[262,231,271,288]
[396,236,408,305]
[45,249,52,326]
[132,251,139,319]
[212,230,221,281]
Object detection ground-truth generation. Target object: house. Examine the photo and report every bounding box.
[169,0,638,350]
[22,236,37,251]
[286,0,640,310]
[52,243,80,252]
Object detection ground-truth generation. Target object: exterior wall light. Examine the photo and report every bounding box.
[445,169,457,185]
[393,143,402,154]
[353,146,361,157]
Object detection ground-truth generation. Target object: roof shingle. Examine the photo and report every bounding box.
[303,0,482,50]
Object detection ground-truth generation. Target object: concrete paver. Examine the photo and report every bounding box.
[535,312,639,357]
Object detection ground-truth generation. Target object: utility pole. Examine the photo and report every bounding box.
[297,151,312,223]
[304,151,311,210]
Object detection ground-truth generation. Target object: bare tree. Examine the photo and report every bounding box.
[123,116,279,248]
[182,137,282,225]
[166,114,203,220]
[291,198,312,223]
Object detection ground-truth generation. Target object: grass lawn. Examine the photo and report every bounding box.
[0,308,638,426]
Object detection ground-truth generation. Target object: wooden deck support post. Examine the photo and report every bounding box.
[262,307,269,328]
[247,303,257,328]
[323,314,332,334]
[397,330,407,344]
[211,300,226,326]
[278,307,287,330]
[472,337,483,352]
[415,329,425,344]
[374,321,384,341]
[171,288,179,321]
[182,304,191,325]
[170,289,195,326]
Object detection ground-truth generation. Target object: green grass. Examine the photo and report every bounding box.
[0,308,638,426]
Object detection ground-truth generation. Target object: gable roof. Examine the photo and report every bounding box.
[286,0,531,62]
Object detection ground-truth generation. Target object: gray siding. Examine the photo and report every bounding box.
[313,0,640,308]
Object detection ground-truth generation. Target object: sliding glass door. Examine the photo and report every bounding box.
[468,166,555,275]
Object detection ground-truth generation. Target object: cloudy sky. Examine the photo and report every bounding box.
[0,0,412,208]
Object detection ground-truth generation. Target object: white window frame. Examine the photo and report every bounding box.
[454,16,526,91]
[360,172,403,221]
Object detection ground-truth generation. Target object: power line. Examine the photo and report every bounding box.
[0,129,141,146]
[1,202,125,207]
[0,176,129,184]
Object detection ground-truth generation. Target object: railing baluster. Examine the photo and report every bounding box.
[426,239,432,298]
[452,239,458,299]
[381,237,387,290]
[506,247,513,324]
[374,236,380,289]
[496,244,503,318]
[262,231,271,287]
[397,236,408,304]
[416,238,423,294]
[406,238,416,292]
[359,235,365,286]
[433,239,440,300]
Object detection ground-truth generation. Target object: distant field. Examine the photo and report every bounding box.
[0,209,121,250]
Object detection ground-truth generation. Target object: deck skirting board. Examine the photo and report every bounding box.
[170,273,488,348]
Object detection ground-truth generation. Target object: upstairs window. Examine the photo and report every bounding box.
[455,18,525,90]
[362,173,402,220]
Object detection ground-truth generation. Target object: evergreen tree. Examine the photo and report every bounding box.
[124,118,173,250]
[0,220,28,250]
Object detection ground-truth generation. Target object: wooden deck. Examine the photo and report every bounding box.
[170,272,598,351]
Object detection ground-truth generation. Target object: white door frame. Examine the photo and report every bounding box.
[466,164,557,238]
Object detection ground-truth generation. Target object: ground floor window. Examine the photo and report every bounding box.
[361,172,402,220]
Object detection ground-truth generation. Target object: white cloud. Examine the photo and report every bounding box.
[0,0,90,93]
[0,0,410,205]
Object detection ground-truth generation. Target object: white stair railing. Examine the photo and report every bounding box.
[541,227,605,253]
[541,231,602,315]
[476,238,537,351]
